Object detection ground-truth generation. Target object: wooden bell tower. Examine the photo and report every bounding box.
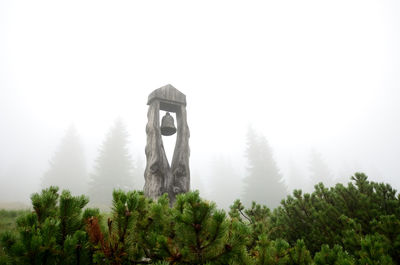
[144,84,190,205]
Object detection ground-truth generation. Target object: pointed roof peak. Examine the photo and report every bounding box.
[159,84,176,90]
[147,84,186,107]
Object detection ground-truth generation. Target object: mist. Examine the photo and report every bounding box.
[1,0,400,209]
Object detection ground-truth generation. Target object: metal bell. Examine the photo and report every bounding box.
[160,112,176,136]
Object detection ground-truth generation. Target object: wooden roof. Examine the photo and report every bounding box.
[147,84,186,106]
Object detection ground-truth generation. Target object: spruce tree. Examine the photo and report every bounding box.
[242,127,287,208]
[308,149,334,190]
[88,119,134,206]
[41,126,87,195]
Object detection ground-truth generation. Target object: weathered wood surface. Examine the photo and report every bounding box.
[143,101,171,199]
[144,85,190,205]
[170,104,190,196]
[147,84,186,110]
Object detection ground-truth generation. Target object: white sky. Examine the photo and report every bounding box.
[1,0,400,202]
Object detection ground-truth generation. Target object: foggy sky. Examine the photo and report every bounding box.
[1,0,400,204]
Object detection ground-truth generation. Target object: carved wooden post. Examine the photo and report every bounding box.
[144,84,190,205]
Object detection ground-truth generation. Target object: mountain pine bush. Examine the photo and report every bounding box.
[1,173,399,264]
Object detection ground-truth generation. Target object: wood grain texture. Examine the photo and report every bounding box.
[144,86,190,205]
[147,84,186,107]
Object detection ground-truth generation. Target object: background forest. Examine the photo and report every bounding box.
[2,121,399,264]
[2,0,400,207]
[35,120,323,209]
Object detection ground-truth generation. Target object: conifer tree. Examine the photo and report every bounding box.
[2,174,400,264]
[242,127,287,208]
[168,191,251,264]
[270,172,400,260]
[0,186,95,265]
[85,190,251,264]
[313,244,355,265]
[308,149,334,190]
[88,119,134,206]
[41,126,87,195]
[229,200,312,265]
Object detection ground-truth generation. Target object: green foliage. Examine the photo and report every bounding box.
[314,244,355,265]
[0,186,94,265]
[88,189,149,264]
[1,173,400,264]
[288,239,312,265]
[270,173,400,256]
[358,233,394,265]
[229,199,270,251]
[84,190,251,264]
[0,209,28,236]
[230,173,400,264]
[371,215,400,261]
[229,200,312,265]
[169,191,251,264]
[63,230,91,264]
[31,186,59,223]
[254,236,290,265]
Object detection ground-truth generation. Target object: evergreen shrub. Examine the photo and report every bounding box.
[1,173,399,264]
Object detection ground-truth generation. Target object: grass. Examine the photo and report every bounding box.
[0,209,29,234]
[0,209,29,259]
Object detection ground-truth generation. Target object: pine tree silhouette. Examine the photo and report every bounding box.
[242,127,287,208]
[41,125,87,195]
[88,119,134,206]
